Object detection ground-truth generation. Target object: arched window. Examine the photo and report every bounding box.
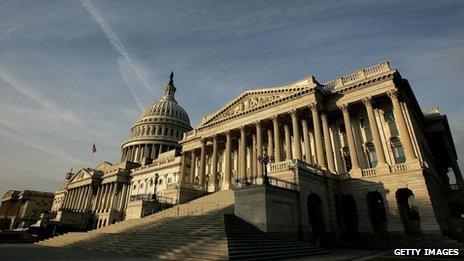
[338,194,358,239]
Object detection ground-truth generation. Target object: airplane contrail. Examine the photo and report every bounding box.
[118,58,145,112]
[0,118,87,165]
[81,0,155,95]
[0,65,88,131]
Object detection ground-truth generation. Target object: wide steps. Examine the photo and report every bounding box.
[37,190,330,260]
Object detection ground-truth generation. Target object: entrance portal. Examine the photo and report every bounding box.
[367,191,388,234]
[340,194,358,238]
[396,188,421,234]
[307,193,326,244]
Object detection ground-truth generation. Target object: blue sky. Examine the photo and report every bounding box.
[0,0,463,194]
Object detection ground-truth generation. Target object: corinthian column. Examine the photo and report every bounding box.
[190,150,196,183]
[267,129,274,158]
[256,121,263,177]
[290,109,302,160]
[387,90,417,162]
[302,119,313,164]
[321,113,335,173]
[251,134,256,179]
[211,135,218,191]
[362,97,387,166]
[339,104,361,177]
[310,103,325,168]
[223,131,232,190]
[272,116,282,162]
[199,139,206,186]
[239,126,247,180]
[284,124,292,160]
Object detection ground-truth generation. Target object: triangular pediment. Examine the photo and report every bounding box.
[200,76,319,126]
[68,169,92,183]
[95,161,113,172]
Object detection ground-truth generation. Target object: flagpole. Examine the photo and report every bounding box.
[88,142,97,168]
[88,147,92,168]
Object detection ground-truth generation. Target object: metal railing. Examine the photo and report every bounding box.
[129,194,174,204]
[234,176,299,191]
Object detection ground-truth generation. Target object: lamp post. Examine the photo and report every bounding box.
[257,148,274,185]
[152,173,159,201]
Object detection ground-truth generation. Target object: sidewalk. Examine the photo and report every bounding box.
[0,243,151,261]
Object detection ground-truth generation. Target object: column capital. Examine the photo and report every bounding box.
[253,120,261,127]
[289,108,298,116]
[320,112,328,119]
[270,114,279,121]
[361,96,373,107]
[387,89,399,100]
[309,103,319,112]
[338,103,349,112]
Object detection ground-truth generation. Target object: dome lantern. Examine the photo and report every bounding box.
[161,71,177,101]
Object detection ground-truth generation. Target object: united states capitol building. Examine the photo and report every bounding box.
[42,61,464,258]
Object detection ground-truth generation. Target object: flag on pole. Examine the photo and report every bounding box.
[92,142,97,153]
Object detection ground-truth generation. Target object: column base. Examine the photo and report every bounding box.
[222,181,231,191]
[208,182,217,192]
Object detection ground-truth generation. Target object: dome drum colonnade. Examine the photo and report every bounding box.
[179,64,419,191]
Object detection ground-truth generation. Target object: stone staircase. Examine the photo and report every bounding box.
[224,215,330,260]
[37,190,328,260]
[37,190,235,248]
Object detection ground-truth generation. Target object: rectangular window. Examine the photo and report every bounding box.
[360,117,369,128]
[384,111,395,123]
[367,148,378,168]
[339,124,346,133]
[392,141,406,164]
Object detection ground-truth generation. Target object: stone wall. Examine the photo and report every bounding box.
[234,185,300,236]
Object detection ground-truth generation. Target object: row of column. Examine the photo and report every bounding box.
[92,182,119,213]
[121,143,176,163]
[182,88,418,185]
[62,185,92,212]
[183,104,332,189]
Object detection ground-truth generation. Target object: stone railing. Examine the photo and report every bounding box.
[133,157,179,172]
[177,181,206,191]
[323,60,391,92]
[269,160,295,172]
[362,168,378,177]
[234,176,299,191]
[423,106,441,118]
[296,160,325,175]
[391,163,408,173]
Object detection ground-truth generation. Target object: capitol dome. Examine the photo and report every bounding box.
[120,72,192,164]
